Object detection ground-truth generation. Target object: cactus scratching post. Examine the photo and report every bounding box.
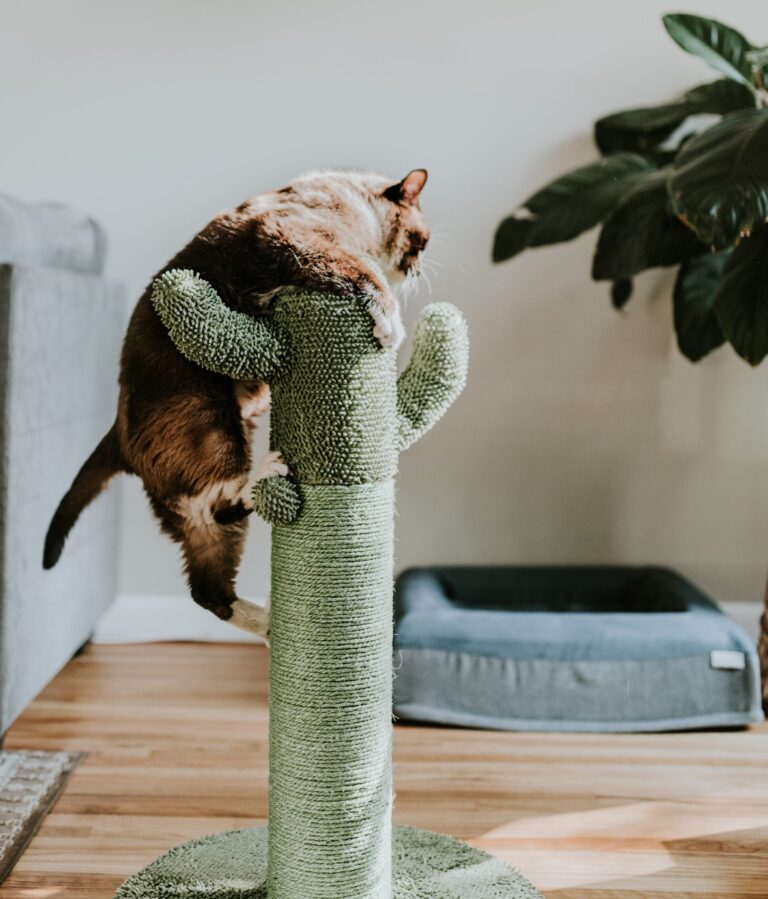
[115,273,541,899]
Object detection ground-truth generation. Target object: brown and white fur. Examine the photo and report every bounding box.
[43,169,430,638]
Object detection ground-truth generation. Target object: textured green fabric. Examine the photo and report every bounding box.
[152,270,285,382]
[138,272,476,899]
[269,289,398,485]
[114,825,542,898]
[396,304,468,451]
[251,476,302,525]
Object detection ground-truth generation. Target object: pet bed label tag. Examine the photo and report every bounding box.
[710,650,746,671]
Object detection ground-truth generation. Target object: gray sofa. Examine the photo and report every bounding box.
[0,194,123,734]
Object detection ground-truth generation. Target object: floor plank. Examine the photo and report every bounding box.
[3,642,767,897]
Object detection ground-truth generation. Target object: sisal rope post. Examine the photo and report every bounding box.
[269,482,394,897]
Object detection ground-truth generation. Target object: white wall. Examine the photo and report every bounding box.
[3,0,767,604]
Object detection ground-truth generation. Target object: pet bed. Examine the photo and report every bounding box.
[394,565,763,732]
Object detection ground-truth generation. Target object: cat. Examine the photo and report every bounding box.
[43,168,430,637]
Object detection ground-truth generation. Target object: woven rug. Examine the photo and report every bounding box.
[0,750,82,883]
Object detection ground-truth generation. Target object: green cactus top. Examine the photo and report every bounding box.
[151,269,468,519]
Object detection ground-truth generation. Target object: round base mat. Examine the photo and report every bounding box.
[115,824,541,898]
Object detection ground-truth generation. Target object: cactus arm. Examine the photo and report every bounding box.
[252,476,302,525]
[151,269,285,382]
[397,302,469,451]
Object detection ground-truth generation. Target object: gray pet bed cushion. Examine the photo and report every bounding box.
[393,566,763,732]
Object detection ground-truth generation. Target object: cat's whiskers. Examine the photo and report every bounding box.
[420,251,442,295]
[420,261,441,283]
[397,268,420,306]
[419,262,434,297]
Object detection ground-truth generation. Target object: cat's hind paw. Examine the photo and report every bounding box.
[229,598,270,643]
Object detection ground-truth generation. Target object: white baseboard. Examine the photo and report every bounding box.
[93,593,266,644]
[94,594,762,646]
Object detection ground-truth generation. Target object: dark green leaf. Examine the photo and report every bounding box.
[673,253,727,361]
[684,79,757,112]
[492,153,656,263]
[611,279,633,309]
[683,78,755,115]
[594,79,754,155]
[592,172,706,280]
[669,108,768,249]
[714,226,768,365]
[663,13,757,90]
[595,102,692,157]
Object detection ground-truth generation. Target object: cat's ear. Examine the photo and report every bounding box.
[384,169,428,206]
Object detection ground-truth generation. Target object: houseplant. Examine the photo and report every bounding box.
[492,12,768,710]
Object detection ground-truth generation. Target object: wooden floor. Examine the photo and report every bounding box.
[3,643,768,898]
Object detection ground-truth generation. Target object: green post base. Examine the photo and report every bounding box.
[114,825,542,898]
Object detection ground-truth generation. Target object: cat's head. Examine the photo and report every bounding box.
[285,169,431,285]
[373,169,430,282]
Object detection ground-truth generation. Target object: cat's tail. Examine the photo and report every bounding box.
[43,424,125,569]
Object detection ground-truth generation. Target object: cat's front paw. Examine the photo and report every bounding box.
[255,449,290,481]
[370,303,405,350]
[252,450,301,525]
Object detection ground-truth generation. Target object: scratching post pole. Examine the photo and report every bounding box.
[270,484,394,897]
[264,295,402,898]
[115,272,542,899]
